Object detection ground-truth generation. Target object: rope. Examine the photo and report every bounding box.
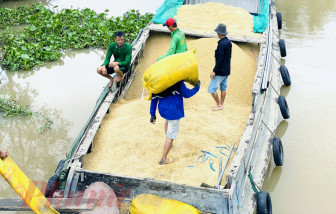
[271,51,281,65]
[261,119,275,136]
[248,170,260,194]
[270,82,280,97]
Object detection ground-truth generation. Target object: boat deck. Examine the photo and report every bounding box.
[82,32,260,188]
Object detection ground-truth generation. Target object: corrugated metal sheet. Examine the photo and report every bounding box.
[184,0,260,15]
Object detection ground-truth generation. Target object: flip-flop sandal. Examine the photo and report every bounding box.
[160,157,175,165]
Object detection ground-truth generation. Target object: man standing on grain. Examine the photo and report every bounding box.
[157,18,187,61]
[150,81,200,165]
[208,23,232,111]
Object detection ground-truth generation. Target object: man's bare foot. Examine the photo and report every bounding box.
[159,157,175,165]
[212,105,223,111]
[113,75,123,82]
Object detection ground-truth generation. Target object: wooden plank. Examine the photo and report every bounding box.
[147,23,266,44]
[76,169,229,214]
[0,198,96,213]
[74,91,117,159]
[120,70,138,99]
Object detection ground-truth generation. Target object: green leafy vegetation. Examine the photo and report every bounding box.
[38,115,53,134]
[0,97,32,117]
[0,97,53,133]
[0,4,154,70]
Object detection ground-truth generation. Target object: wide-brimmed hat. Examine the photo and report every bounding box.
[214,23,228,35]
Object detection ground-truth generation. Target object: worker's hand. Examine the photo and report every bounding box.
[150,115,156,124]
[210,72,216,79]
[109,62,119,68]
[0,151,7,159]
[196,80,201,87]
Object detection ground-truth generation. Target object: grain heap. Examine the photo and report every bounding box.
[175,2,261,37]
[83,32,259,186]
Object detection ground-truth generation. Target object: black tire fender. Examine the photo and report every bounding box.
[273,137,284,166]
[279,39,287,57]
[280,65,291,86]
[257,191,272,214]
[278,96,290,119]
[276,12,282,29]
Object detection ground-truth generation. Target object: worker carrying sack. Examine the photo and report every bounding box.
[142,48,199,99]
[130,193,201,214]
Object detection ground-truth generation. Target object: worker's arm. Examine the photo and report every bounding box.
[180,81,200,98]
[117,45,132,67]
[213,42,225,74]
[102,43,114,66]
[0,150,7,159]
[150,97,158,123]
[157,37,178,61]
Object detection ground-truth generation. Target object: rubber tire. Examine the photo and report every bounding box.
[280,65,291,86]
[276,12,282,30]
[278,96,290,119]
[257,191,272,214]
[273,137,284,166]
[279,39,287,57]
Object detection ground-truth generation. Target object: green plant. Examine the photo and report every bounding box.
[0,96,55,133]
[38,115,53,134]
[0,97,33,117]
[0,4,154,70]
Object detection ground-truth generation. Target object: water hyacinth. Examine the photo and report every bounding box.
[0,97,32,117]
[0,4,154,70]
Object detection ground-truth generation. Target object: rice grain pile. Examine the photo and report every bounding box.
[83,32,259,187]
[175,2,261,38]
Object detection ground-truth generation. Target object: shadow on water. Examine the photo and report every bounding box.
[263,163,283,193]
[280,85,290,97]
[275,120,288,138]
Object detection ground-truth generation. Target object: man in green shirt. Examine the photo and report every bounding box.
[97,31,132,88]
[157,18,187,61]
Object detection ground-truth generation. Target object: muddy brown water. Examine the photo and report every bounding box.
[262,0,336,213]
[1,0,336,213]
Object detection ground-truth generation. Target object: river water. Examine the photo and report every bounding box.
[1,0,336,213]
[262,0,336,213]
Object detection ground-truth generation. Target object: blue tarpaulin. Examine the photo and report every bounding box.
[253,0,270,33]
[152,0,185,24]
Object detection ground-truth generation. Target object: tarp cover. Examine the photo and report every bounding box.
[253,0,270,33]
[152,0,185,24]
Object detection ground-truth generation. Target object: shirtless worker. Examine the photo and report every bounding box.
[97,31,132,88]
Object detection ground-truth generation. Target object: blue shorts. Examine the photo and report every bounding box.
[208,75,229,93]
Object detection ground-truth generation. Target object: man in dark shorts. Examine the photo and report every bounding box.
[97,31,132,88]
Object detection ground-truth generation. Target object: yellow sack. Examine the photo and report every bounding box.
[0,156,59,214]
[142,48,199,96]
[130,194,201,214]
